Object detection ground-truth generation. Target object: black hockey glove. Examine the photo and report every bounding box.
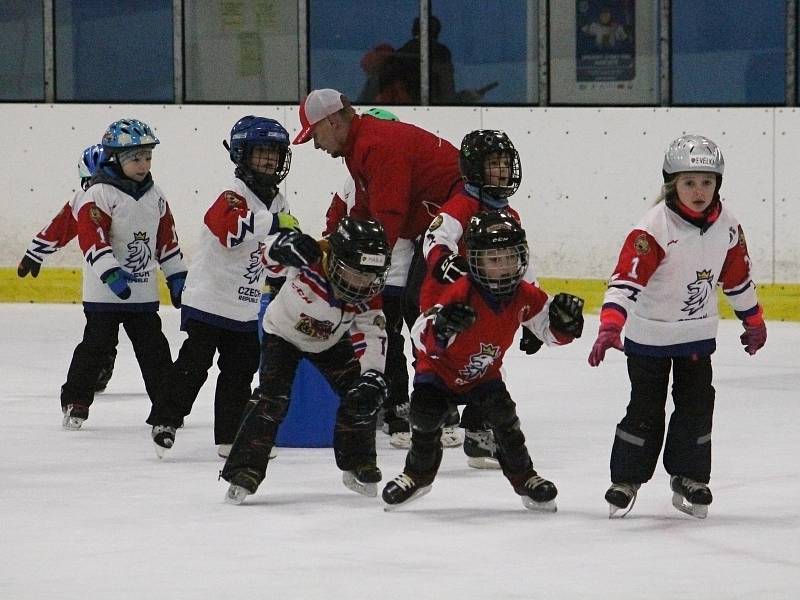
[17,255,41,278]
[344,370,388,420]
[433,302,477,340]
[166,271,187,308]
[268,230,321,268]
[519,327,544,355]
[548,293,585,339]
[433,253,468,284]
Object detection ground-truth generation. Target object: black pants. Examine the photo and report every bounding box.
[220,333,377,487]
[405,380,536,490]
[610,354,715,484]
[146,319,260,444]
[61,310,171,410]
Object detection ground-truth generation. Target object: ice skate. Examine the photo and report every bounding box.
[389,431,411,449]
[382,472,432,511]
[62,404,89,430]
[224,470,261,505]
[516,474,558,512]
[441,426,464,448]
[342,464,382,497]
[670,476,712,519]
[605,482,640,518]
[151,425,176,459]
[463,429,501,469]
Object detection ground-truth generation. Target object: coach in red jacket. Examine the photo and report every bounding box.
[294,88,463,442]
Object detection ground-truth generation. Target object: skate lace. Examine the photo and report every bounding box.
[524,475,548,490]
[681,478,708,493]
[393,473,416,491]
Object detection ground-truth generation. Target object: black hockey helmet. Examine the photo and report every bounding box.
[465,210,528,299]
[459,130,521,199]
[327,217,391,303]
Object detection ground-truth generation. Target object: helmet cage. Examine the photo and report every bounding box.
[326,217,391,304]
[459,130,522,198]
[465,210,529,298]
[229,116,291,189]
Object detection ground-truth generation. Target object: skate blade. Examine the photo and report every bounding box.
[383,485,432,512]
[441,428,464,448]
[608,503,634,519]
[466,456,501,470]
[217,444,232,459]
[153,442,169,460]
[671,492,708,519]
[225,484,250,505]
[342,471,378,497]
[522,497,557,512]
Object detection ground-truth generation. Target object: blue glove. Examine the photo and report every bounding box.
[102,268,132,300]
[166,272,187,308]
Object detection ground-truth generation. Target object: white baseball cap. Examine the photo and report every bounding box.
[293,89,345,144]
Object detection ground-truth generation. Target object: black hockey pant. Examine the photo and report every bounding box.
[220,333,377,487]
[381,293,412,433]
[407,380,536,489]
[610,354,715,484]
[146,319,260,444]
[61,310,171,410]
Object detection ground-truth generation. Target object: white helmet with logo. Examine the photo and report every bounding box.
[662,135,724,179]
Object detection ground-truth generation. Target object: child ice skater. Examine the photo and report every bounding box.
[588,134,766,519]
[382,210,584,512]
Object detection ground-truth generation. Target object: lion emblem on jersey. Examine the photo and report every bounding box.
[681,269,714,317]
[124,231,152,274]
[456,343,501,384]
[243,243,265,285]
[295,313,334,340]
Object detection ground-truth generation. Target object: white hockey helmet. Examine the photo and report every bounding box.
[662,135,724,180]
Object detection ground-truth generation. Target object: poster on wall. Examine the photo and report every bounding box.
[550,0,657,104]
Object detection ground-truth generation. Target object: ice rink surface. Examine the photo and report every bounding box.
[1,304,798,599]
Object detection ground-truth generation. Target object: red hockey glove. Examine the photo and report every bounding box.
[740,318,767,356]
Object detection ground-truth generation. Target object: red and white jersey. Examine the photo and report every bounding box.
[75,180,186,308]
[322,175,415,289]
[263,258,387,374]
[411,277,566,393]
[23,195,80,264]
[181,178,288,329]
[599,201,759,356]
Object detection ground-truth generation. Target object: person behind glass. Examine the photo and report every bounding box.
[146,116,301,459]
[421,129,545,468]
[588,135,767,520]
[382,211,584,512]
[61,119,188,430]
[220,217,391,505]
[375,15,454,104]
[18,144,118,394]
[293,89,463,446]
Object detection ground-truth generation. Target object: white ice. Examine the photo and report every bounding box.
[1,304,798,599]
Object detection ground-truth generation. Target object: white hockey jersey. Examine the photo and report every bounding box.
[181,178,289,330]
[262,258,387,374]
[75,177,186,310]
[600,201,759,356]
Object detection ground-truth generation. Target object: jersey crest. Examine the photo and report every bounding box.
[295,313,335,340]
[124,231,153,274]
[455,342,500,386]
[681,269,714,318]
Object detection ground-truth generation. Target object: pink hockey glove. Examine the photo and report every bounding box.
[740,318,767,356]
[588,324,624,366]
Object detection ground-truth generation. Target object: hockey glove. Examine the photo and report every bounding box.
[433,302,477,341]
[166,271,187,308]
[102,268,132,300]
[268,230,321,268]
[519,326,544,355]
[548,293,585,340]
[433,253,469,284]
[588,324,623,367]
[345,370,388,420]
[740,319,767,356]
[17,255,41,278]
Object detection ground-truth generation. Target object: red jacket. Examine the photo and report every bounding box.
[343,115,462,246]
